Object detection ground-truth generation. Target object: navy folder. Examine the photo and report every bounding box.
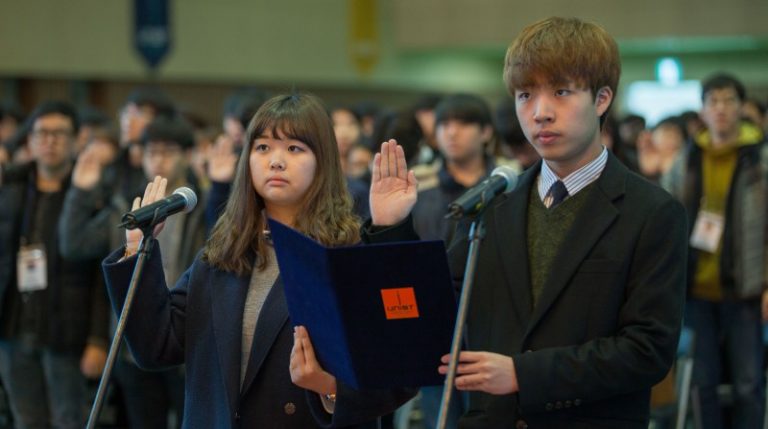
[268,219,457,389]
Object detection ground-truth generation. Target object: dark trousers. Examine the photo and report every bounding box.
[0,339,86,429]
[685,298,766,429]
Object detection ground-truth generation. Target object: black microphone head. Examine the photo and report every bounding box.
[173,187,198,213]
[490,165,519,193]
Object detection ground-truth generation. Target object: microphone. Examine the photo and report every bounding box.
[445,165,518,219]
[118,187,198,229]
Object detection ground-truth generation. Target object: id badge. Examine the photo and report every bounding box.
[690,210,724,253]
[17,244,47,292]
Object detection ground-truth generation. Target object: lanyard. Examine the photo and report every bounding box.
[19,176,39,247]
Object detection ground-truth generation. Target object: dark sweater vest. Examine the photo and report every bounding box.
[526,182,596,308]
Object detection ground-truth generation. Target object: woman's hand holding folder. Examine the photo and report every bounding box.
[289,325,337,397]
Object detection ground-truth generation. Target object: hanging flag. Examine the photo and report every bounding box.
[134,0,171,70]
[348,0,379,76]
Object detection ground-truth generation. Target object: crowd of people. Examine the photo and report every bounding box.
[0,16,767,429]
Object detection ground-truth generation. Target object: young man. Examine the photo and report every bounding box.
[664,73,767,429]
[411,93,517,429]
[59,89,176,261]
[60,116,205,428]
[117,87,177,199]
[366,17,687,428]
[138,118,208,286]
[0,101,109,429]
[413,94,517,245]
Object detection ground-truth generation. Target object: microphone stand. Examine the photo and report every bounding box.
[436,208,488,429]
[86,222,157,429]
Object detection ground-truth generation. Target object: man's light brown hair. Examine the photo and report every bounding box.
[503,17,620,104]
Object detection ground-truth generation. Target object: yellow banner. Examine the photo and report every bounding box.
[348,0,379,76]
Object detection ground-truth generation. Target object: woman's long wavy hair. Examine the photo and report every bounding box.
[203,93,361,275]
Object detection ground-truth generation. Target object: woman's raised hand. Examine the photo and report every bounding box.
[124,176,168,257]
[369,139,417,226]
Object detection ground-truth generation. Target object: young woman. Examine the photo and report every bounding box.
[103,93,413,428]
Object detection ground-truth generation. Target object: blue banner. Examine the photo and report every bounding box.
[134,0,171,69]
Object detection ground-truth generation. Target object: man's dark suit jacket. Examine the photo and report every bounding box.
[103,246,413,429]
[365,153,687,429]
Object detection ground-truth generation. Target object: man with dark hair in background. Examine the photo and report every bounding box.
[117,87,177,199]
[58,90,195,428]
[117,117,207,428]
[617,113,644,171]
[412,94,443,165]
[221,88,270,151]
[665,73,767,429]
[495,96,540,169]
[410,93,508,429]
[0,102,25,163]
[0,101,108,429]
[204,88,270,232]
[75,106,113,156]
[0,103,27,167]
[413,93,519,246]
[371,109,424,168]
[60,87,177,259]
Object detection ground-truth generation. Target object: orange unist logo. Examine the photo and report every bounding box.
[381,287,420,320]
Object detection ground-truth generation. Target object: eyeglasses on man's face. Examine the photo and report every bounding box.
[30,128,73,141]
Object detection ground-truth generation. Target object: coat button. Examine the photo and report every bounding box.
[545,402,554,411]
[515,419,528,429]
[565,400,572,408]
[284,402,296,415]
[574,398,582,406]
[555,401,563,409]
